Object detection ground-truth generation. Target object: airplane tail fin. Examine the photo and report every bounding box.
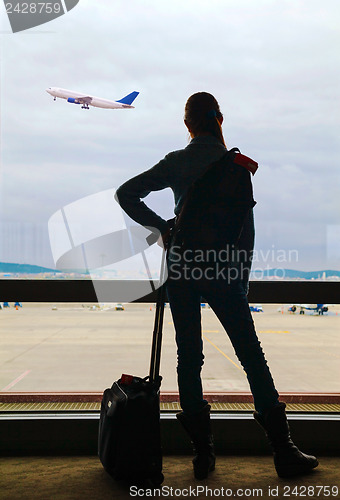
[116,91,139,105]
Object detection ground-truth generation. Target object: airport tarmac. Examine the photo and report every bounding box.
[0,303,339,394]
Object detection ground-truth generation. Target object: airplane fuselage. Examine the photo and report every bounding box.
[46,87,138,109]
[289,303,329,315]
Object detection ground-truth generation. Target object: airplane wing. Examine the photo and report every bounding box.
[75,96,92,104]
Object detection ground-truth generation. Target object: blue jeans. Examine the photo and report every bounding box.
[166,260,279,415]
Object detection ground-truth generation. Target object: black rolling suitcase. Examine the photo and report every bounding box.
[98,250,166,487]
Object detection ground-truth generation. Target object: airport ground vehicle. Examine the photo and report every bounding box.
[249,304,263,312]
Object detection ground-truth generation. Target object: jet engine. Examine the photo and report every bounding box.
[67,98,80,104]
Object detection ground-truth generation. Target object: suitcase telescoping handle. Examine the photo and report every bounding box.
[149,248,167,385]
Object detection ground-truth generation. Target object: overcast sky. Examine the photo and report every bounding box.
[0,0,339,272]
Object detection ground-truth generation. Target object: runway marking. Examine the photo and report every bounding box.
[203,335,242,371]
[203,330,219,333]
[2,370,31,391]
[258,330,291,334]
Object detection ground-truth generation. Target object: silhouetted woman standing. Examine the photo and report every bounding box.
[116,92,318,480]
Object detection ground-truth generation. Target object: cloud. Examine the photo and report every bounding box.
[1,0,339,269]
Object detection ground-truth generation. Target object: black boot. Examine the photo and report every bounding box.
[254,402,319,478]
[176,404,215,480]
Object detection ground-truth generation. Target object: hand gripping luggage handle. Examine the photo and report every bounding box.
[149,248,167,384]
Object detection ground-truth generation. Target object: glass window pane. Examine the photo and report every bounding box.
[1,2,339,398]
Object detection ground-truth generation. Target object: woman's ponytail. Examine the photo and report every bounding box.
[184,92,226,147]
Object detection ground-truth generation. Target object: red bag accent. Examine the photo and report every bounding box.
[121,374,134,385]
[234,153,258,175]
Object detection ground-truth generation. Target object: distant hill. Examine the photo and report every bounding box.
[0,262,60,274]
[251,269,340,279]
[1,262,339,279]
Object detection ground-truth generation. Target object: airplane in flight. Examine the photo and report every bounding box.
[46,87,139,110]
